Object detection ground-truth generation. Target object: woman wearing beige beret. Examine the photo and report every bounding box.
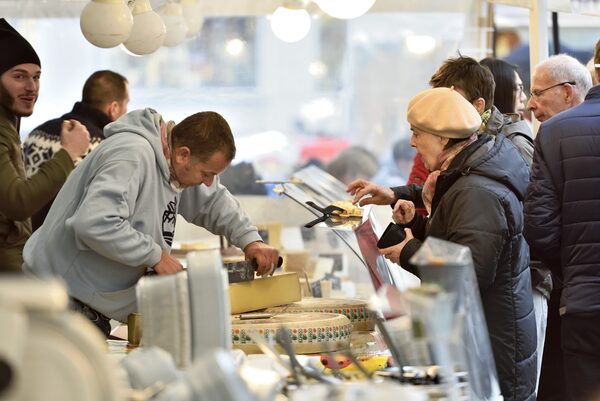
[350,87,537,401]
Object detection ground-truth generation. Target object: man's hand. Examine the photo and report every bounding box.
[392,200,416,225]
[60,119,90,161]
[379,228,414,264]
[152,250,183,275]
[346,179,395,206]
[243,241,280,277]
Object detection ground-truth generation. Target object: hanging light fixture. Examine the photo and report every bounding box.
[122,0,166,55]
[313,0,375,20]
[158,1,188,47]
[180,0,204,38]
[80,0,133,48]
[405,34,437,55]
[270,1,311,43]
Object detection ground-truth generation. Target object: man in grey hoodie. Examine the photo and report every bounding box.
[23,108,279,336]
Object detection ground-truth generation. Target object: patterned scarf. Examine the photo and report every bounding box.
[421,132,478,214]
[480,108,492,132]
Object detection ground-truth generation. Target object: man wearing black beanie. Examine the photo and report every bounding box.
[0,18,91,272]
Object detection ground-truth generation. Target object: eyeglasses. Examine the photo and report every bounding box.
[530,81,576,98]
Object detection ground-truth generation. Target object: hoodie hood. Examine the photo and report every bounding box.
[453,134,530,200]
[104,108,171,182]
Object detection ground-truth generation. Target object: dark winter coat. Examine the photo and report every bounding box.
[524,85,600,316]
[400,134,537,401]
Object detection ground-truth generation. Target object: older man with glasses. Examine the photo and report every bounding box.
[528,54,592,123]
[526,53,592,401]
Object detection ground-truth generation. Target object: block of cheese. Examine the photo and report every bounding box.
[229,272,301,314]
[264,297,374,331]
[231,312,352,354]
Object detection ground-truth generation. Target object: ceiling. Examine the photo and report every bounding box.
[0,0,476,18]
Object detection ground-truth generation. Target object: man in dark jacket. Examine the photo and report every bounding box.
[525,54,593,401]
[355,87,537,401]
[0,18,89,272]
[23,70,129,230]
[524,68,600,401]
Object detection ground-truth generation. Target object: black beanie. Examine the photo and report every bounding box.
[0,18,41,75]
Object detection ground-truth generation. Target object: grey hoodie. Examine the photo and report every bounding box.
[23,109,261,321]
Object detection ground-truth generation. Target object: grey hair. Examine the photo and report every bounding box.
[540,54,593,102]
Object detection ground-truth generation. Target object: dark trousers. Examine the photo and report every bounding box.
[562,312,600,401]
[69,298,111,338]
[537,287,565,401]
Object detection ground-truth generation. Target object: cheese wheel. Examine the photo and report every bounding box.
[231,312,352,354]
[263,297,374,331]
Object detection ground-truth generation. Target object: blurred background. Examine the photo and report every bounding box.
[3,0,599,187]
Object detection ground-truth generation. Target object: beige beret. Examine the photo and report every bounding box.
[407,87,482,139]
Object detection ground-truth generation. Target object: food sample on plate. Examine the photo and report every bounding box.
[329,200,363,218]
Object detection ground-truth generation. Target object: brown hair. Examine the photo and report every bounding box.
[172,111,236,162]
[429,56,495,110]
[82,70,128,109]
[595,39,600,68]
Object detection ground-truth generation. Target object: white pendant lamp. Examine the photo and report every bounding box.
[180,0,204,38]
[122,0,166,55]
[158,1,188,47]
[314,0,376,20]
[80,0,133,48]
[270,3,311,43]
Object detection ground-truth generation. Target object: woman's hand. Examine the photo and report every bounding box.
[346,179,395,206]
[392,200,416,225]
[378,228,414,264]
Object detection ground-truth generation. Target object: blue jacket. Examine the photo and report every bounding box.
[524,85,600,315]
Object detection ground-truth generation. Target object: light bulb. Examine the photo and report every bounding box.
[181,0,204,38]
[405,35,436,55]
[80,0,133,48]
[314,0,375,19]
[123,0,166,55]
[158,2,188,47]
[270,6,311,43]
[225,38,245,56]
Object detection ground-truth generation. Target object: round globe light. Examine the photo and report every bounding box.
[80,0,133,48]
[314,0,375,19]
[123,0,166,55]
[405,35,436,55]
[270,6,311,43]
[158,2,188,47]
[181,0,204,38]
